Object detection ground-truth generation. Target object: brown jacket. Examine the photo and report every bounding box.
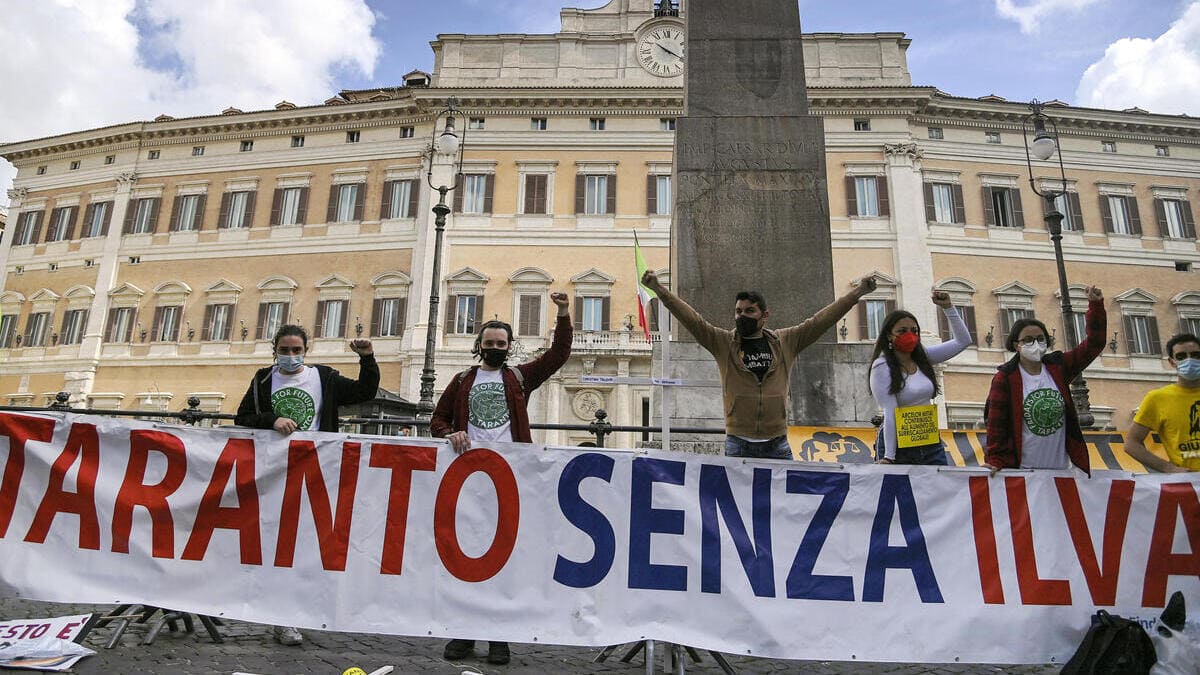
[660,292,861,438]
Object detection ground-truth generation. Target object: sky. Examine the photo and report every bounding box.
[2,0,1199,209]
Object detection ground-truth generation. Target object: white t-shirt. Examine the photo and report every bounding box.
[1018,364,1068,469]
[466,367,513,443]
[271,366,323,432]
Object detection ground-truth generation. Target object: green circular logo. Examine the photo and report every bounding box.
[1023,387,1064,436]
[468,381,509,430]
[272,387,316,430]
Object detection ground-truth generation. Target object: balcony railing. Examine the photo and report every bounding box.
[570,329,660,352]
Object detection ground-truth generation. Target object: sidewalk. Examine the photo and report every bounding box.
[0,597,1060,675]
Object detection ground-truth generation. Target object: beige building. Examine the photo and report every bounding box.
[2,0,1198,446]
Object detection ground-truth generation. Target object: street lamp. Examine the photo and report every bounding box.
[1021,99,1094,428]
[416,98,468,433]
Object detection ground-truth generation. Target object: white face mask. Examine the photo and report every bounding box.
[1019,342,1047,362]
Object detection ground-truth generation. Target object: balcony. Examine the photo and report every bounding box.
[569,329,659,354]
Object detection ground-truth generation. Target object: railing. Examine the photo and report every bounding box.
[570,329,660,351]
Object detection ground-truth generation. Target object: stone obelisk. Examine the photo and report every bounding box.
[657,0,874,446]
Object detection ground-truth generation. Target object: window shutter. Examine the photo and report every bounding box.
[1068,192,1084,232]
[1127,197,1142,235]
[201,305,214,341]
[1099,195,1114,233]
[526,174,547,215]
[647,175,658,215]
[857,303,868,340]
[648,297,660,331]
[353,183,366,221]
[483,175,494,214]
[270,189,284,226]
[951,184,966,224]
[256,302,269,340]
[123,200,136,234]
[938,310,950,342]
[105,309,117,342]
[314,301,327,337]
[1182,200,1197,239]
[923,183,936,222]
[370,298,382,337]
[1000,309,1013,339]
[575,298,583,327]
[575,175,586,214]
[396,299,407,336]
[963,306,979,346]
[1010,189,1025,228]
[1123,315,1136,354]
[147,198,161,233]
[243,191,257,228]
[523,175,535,214]
[519,295,540,335]
[218,192,232,229]
[445,295,457,334]
[845,176,858,217]
[327,185,339,222]
[453,182,464,213]
[605,175,616,214]
[473,294,484,327]
[65,206,79,241]
[877,176,890,217]
[981,187,995,226]
[100,202,113,235]
[602,296,611,330]
[1148,315,1162,355]
[337,302,348,337]
[30,211,43,243]
[1154,198,1169,237]
[169,195,183,232]
[151,306,165,342]
[82,204,95,237]
[45,209,61,243]
[406,180,418,218]
[381,181,395,220]
[885,299,897,317]
[295,188,308,225]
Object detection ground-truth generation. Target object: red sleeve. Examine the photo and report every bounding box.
[430,375,460,438]
[1063,298,1107,379]
[517,313,573,392]
[984,371,1016,468]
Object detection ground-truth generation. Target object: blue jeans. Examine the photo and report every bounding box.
[874,434,949,465]
[725,435,793,459]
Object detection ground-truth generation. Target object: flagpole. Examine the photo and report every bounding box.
[659,301,671,453]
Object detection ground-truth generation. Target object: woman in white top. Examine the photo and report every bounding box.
[868,291,972,464]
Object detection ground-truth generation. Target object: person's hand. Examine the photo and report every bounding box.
[931,290,953,309]
[982,462,1000,476]
[447,431,470,454]
[641,270,663,293]
[273,417,298,435]
[853,275,877,296]
[550,292,569,309]
[349,339,374,356]
[876,457,894,465]
[1086,286,1103,302]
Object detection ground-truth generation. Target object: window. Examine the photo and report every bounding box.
[14,266,22,274]
[1064,310,1087,348]
[580,297,607,331]
[172,194,204,232]
[13,211,43,246]
[291,135,305,148]
[220,190,256,229]
[660,118,676,131]
[345,131,360,143]
[468,118,485,130]
[926,182,962,224]
[201,304,233,341]
[330,183,362,222]
[240,141,253,152]
[985,131,1001,144]
[69,161,80,170]
[147,150,160,160]
[1181,316,1200,337]
[0,315,15,348]
[1177,262,1192,272]
[59,309,88,345]
[273,187,307,226]
[125,197,159,234]
[399,126,415,138]
[984,187,1024,228]
[999,307,1035,337]
[1051,192,1084,231]
[105,155,115,165]
[590,118,606,131]
[927,127,944,140]
[1156,198,1195,239]
[151,306,182,342]
[517,294,542,336]
[853,119,871,131]
[48,263,58,272]
[105,307,136,342]
[84,259,94,267]
[457,174,491,214]
[523,174,548,215]
[1102,195,1140,235]
[23,312,50,347]
[315,300,348,339]
[83,201,110,237]
[531,118,547,131]
[1156,145,1170,157]
[382,180,417,219]
[449,295,481,334]
[1123,314,1161,355]
[1101,141,1116,153]
[36,166,46,175]
[371,297,405,337]
[257,301,289,340]
[128,256,140,265]
[859,299,888,340]
[578,174,615,215]
[852,176,881,217]
[648,175,672,215]
[47,206,76,242]
[937,305,979,346]
[192,146,205,156]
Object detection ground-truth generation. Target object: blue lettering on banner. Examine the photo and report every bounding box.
[553,453,616,588]
[699,466,775,597]
[863,474,943,603]
[628,457,688,591]
[785,470,854,601]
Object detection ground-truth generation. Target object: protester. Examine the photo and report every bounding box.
[869,291,972,465]
[983,286,1106,472]
[1122,332,1200,473]
[641,270,876,458]
[234,324,379,645]
[431,291,571,665]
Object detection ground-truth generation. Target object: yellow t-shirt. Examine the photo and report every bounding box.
[1132,383,1200,470]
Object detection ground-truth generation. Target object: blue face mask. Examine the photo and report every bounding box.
[1177,358,1200,381]
[277,354,305,373]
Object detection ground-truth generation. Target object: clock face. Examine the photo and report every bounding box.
[637,25,685,77]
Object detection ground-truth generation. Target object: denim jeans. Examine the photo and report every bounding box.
[725,435,793,459]
[874,434,949,465]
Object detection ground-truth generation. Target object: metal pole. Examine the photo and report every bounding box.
[1044,199,1094,428]
[416,188,450,435]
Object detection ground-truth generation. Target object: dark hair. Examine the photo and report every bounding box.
[1166,333,1200,358]
[1005,318,1054,353]
[272,324,308,352]
[735,290,767,311]
[867,310,939,397]
[472,319,514,358]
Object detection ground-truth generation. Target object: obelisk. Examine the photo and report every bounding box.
[657,0,874,445]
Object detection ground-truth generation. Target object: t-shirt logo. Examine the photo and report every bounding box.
[1190,400,1200,436]
[468,381,509,430]
[1023,387,1064,437]
[273,387,316,430]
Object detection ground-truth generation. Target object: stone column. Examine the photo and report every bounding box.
[885,142,937,330]
[0,188,28,295]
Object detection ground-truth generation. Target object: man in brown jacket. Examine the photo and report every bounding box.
[641,270,876,458]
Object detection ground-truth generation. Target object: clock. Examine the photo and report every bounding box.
[636,24,685,77]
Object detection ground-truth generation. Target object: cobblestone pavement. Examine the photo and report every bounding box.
[0,597,1061,675]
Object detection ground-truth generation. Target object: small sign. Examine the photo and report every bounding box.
[651,377,683,386]
[580,376,616,384]
[896,404,939,449]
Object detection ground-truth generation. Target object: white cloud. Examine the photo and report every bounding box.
[1075,2,1200,115]
[0,0,381,206]
[994,0,1104,34]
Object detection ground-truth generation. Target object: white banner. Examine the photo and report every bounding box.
[0,411,1198,664]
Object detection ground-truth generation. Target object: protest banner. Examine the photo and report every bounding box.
[0,613,93,671]
[0,411,1197,664]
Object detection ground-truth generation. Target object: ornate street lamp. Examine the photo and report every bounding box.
[416,98,468,433]
[1021,99,1094,428]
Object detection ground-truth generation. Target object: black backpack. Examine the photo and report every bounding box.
[1061,609,1157,675]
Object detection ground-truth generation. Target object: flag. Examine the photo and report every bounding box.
[634,231,656,341]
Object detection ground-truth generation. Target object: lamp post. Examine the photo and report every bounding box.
[415,98,467,433]
[1021,99,1094,428]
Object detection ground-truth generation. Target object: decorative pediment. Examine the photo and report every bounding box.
[372,271,412,287]
[570,268,615,285]
[865,270,899,287]
[446,267,490,284]
[258,275,298,291]
[29,288,61,302]
[205,279,244,294]
[63,285,95,299]
[1172,291,1200,306]
[108,282,144,298]
[992,281,1038,298]
[1,291,27,305]
[509,267,554,284]
[1053,284,1090,301]
[153,280,193,295]
[934,277,976,294]
[315,274,356,290]
[1115,288,1159,305]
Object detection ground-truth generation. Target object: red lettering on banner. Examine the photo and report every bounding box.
[274,440,361,571]
[968,476,1005,604]
[1055,477,1133,606]
[183,438,262,564]
[1005,476,1071,605]
[56,620,83,639]
[1143,482,1200,607]
[0,413,55,537]
[434,448,520,582]
[111,430,188,558]
[24,423,101,549]
[368,443,436,575]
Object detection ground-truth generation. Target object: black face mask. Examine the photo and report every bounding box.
[736,315,760,337]
[481,348,508,368]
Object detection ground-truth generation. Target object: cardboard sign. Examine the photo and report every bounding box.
[896,404,939,448]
